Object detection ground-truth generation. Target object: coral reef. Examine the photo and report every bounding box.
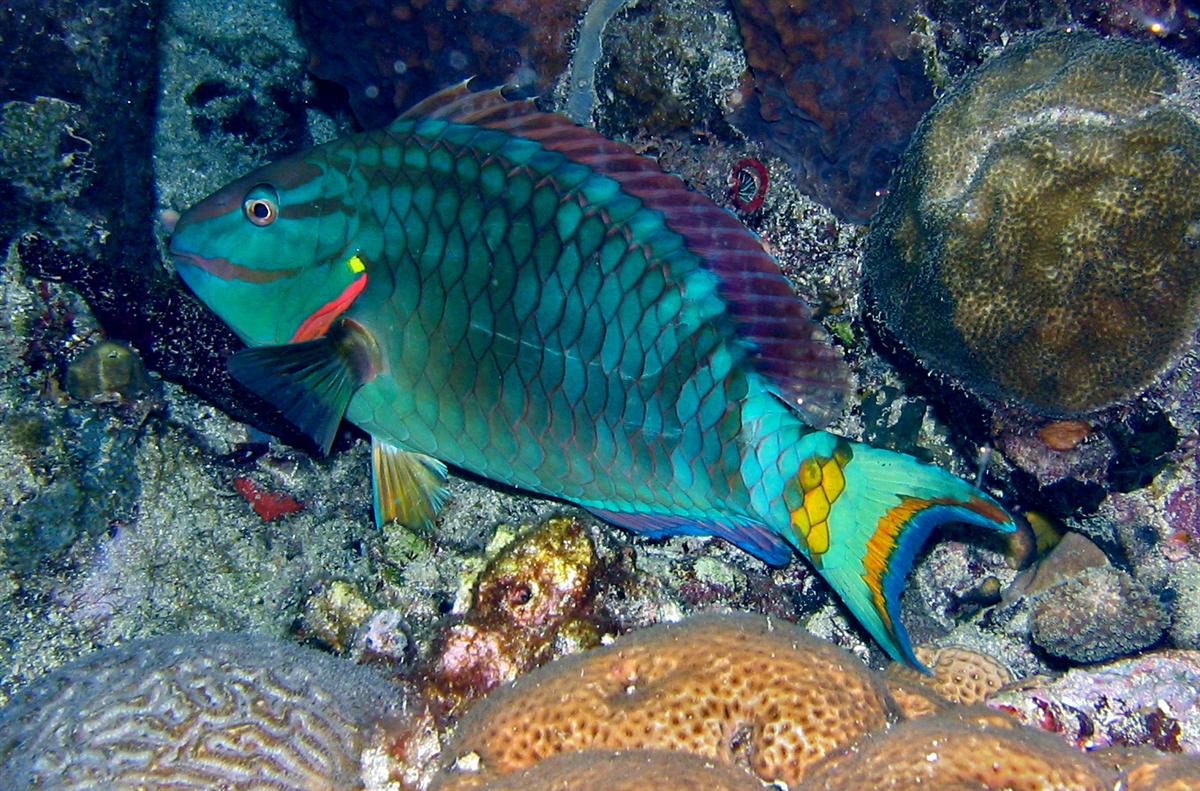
[863,30,1200,417]
[0,632,433,789]
[801,706,1115,790]
[295,0,587,129]
[1118,753,1200,791]
[434,613,894,788]
[584,0,745,136]
[885,644,1013,705]
[989,649,1200,752]
[1029,565,1168,663]
[423,517,601,719]
[432,749,762,791]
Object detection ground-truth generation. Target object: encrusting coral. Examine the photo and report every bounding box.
[885,644,1014,706]
[432,749,763,791]
[1029,565,1169,663]
[864,30,1200,416]
[800,707,1115,791]
[433,613,894,789]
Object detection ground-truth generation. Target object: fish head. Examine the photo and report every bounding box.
[168,151,365,347]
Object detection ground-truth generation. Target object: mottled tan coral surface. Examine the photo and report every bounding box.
[865,30,1200,415]
[435,613,893,788]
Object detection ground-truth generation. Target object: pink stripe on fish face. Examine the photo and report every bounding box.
[290,273,368,342]
[172,251,300,283]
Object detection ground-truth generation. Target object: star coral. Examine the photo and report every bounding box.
[864,30,1200,416]
[432,613,894,788]
[433,749,762,791]
[802,707,1115,790]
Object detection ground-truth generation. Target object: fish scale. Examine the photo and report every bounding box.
[169,83,1017,669]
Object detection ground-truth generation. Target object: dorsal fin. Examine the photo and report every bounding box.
[399,83,850,426]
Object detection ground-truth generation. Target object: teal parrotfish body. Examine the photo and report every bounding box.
[168,83,1016,669]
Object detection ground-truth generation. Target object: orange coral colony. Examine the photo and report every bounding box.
[434,612,894,788]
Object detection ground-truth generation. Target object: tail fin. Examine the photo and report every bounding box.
[779,437,1016,670]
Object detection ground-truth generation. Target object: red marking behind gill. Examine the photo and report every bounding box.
[290,273,368,342]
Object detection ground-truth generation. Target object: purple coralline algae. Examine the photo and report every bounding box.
[988,649,1200,753]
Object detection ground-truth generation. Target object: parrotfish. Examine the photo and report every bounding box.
[168,83,1015,668]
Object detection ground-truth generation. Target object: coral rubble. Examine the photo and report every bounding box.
[424,517,601,719]
[989,649,1200,752]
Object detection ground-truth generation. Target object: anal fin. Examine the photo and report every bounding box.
[372,437,450,530]
[585,506,793,566]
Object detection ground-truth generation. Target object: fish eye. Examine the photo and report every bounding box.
[243,184,279,227]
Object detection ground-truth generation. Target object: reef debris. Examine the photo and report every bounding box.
[423,517,601,720]
[988,649,1200,753]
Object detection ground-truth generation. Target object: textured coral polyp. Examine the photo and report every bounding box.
[865,31,1200,415]
[433,613,893,788]
[885,644,1014,706]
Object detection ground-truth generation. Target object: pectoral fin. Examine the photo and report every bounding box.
[371,436,450,529]
[227,319,378,455]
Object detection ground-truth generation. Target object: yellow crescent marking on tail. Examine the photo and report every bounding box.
[862,495,1011,636]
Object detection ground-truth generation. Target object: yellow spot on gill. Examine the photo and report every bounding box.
[348,253,366,273]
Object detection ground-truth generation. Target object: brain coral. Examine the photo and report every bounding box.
[863,30,1200,416]
[0,633,429,790]
[801,707,1115,790]
[434,613,894,788]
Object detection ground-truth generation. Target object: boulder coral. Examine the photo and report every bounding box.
[801,707,1115,790]
[885,643,1014,706]
[433,613,895,788]
[431,749,763,791]
[863,30,1200,416]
